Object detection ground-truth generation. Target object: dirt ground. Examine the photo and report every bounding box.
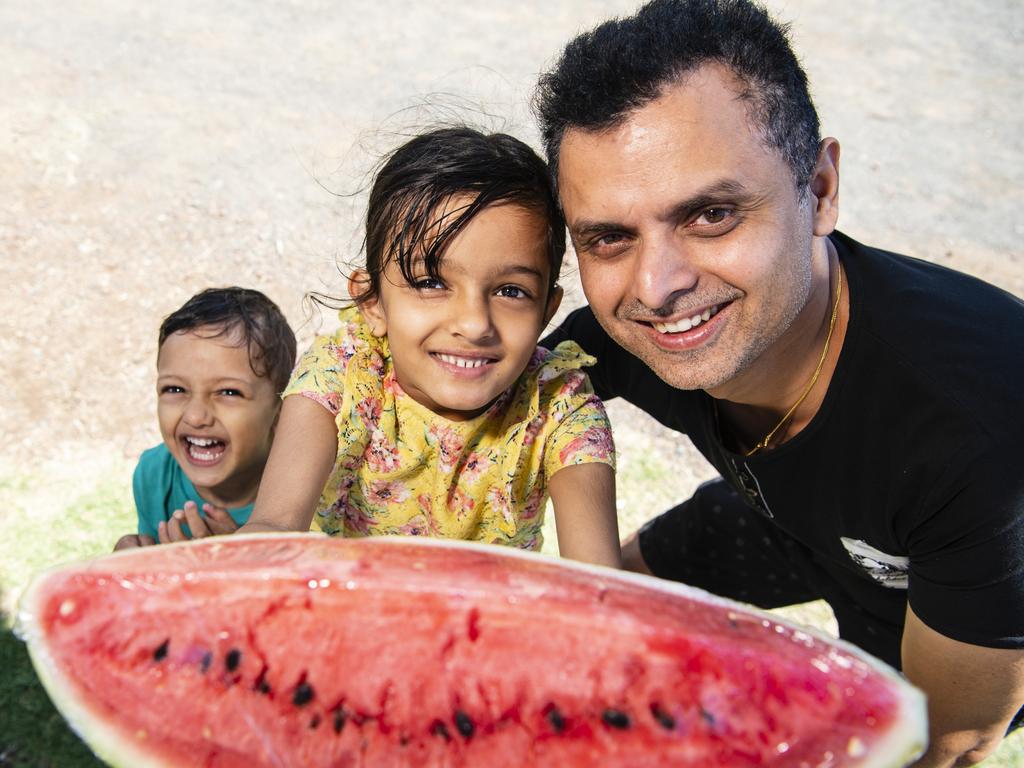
[1,0,1021,514]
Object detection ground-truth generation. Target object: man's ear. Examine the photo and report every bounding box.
[543,283,564,326]
[348,270,387,337]
[809,137,841,237]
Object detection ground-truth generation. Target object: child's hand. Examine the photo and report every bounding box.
[158,500,239,543]
[113,533,156,551]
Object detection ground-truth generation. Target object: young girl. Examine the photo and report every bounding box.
[242,127,620,567]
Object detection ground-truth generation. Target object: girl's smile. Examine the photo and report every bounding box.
[356,200,562,421]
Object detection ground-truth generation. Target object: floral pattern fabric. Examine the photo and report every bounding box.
[283,307,615,550]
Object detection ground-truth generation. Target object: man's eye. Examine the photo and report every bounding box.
[696,207,733,225]
[596,233,627,248]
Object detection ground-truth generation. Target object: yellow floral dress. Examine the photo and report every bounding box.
[283,307,615,550]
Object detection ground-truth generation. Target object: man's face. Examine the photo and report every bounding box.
[558,64,820,395]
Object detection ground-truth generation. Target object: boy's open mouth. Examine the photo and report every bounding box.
[182,435,227,465]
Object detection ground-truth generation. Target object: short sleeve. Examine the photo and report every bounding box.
[132,445,174,539]
[539,363,615,480]
[282,332,348,415]
[282,307,384,416]
[906,448,1024,649]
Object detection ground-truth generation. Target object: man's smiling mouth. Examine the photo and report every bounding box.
[651,303,724,333]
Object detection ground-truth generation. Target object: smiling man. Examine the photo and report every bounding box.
[535,0,1024,765]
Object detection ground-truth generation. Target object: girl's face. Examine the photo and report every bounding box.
[355,201,562,421]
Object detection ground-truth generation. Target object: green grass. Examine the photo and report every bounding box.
[1,461,1021,767]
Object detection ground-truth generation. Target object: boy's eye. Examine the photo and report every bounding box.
[219,389,243,397]
[160,385,185,395]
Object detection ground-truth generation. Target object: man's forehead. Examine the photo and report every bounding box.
[557,67,786,215]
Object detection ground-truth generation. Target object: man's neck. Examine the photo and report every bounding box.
[712,240,849,454]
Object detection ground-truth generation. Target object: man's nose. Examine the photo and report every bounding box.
[631,234,700,310]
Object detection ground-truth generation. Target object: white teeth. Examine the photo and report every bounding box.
[185,437,217,447]
[437,353,489,369]
[653,304,721,334]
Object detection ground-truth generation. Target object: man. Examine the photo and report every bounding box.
[535,0,1024,765]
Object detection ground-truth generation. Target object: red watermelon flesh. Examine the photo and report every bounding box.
[18,534,925,767]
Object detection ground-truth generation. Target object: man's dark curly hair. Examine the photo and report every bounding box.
[534,0,821,193]
[159,287,297,394]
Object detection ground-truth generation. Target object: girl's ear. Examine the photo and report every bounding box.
[543,283,564,325]
[348,270,387,336]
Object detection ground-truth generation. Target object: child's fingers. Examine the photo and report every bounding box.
[113,534,142,551]
[202,503,239,535]
[182,501,213,538]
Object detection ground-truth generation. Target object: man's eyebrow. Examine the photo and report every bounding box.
[569,179,753,237]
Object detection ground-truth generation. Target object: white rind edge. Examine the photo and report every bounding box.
[16,532,928,767]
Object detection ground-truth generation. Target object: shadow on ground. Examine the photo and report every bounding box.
[0,612,103,768]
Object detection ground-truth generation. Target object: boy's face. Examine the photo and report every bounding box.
[156,327,280,508]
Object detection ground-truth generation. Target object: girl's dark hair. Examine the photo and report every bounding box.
[354,127,565,305]
[159,287,297,393]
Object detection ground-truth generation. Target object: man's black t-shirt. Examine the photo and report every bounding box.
[544,231,1024,654]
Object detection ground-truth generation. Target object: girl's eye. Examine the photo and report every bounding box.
[412,277,444,291]
[160,386,185,395]
[496,285,530,299]
[219,389,243,397]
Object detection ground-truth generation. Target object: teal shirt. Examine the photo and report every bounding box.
[132,444,254,538]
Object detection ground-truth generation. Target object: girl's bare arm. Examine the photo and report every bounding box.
[548,462,621,568]
[240,395,337,534]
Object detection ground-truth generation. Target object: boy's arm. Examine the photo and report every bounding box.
[240,395,338,534]
[548,463,621,568]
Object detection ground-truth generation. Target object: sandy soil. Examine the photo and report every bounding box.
[2,0,1021,520]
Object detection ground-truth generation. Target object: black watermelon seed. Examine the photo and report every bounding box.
[454,711,474,739]
[700,707,716,727]
[546,706,565,734]
[293,682,315,707]
[332,707,347,734]
[225,649,241,672]
[153,639,169,662]
[650,704,676,731]
[431,720,451,741]
[602,709,631,729]
[309,714,321,730]
[200,651,213,673]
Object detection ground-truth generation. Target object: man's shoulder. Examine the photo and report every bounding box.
[836,231,1024,442]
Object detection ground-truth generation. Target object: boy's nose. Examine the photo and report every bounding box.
[182,397,215,427]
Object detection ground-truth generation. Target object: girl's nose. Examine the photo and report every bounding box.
[450,293,496,342]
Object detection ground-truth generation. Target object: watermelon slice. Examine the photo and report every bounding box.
[17,533,926,767]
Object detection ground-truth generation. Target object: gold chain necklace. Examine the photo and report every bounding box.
[744,263,843,457]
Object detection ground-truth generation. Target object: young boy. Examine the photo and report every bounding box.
[114,287,296,549]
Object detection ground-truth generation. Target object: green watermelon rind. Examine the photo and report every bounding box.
[17,532,928,768]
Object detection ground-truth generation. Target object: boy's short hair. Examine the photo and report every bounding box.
[158,287,297,394]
